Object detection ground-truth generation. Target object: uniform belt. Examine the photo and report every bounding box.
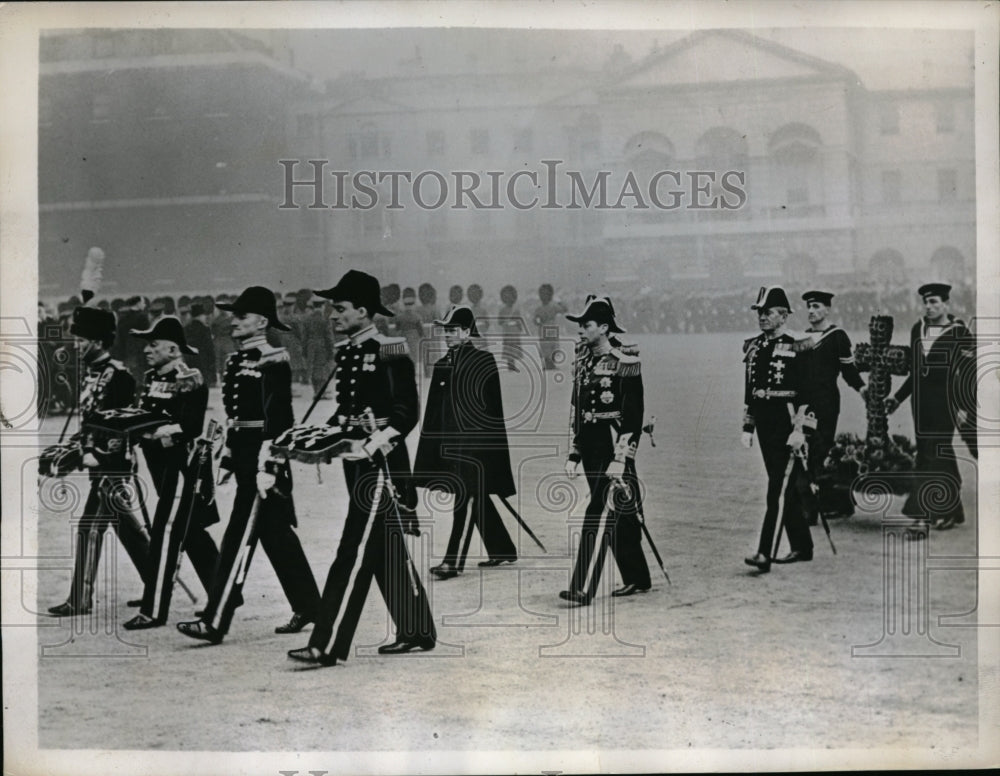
[752,389,796,399]
[339,415,389,430]
[582,410,621,423]
[227,419,265,429]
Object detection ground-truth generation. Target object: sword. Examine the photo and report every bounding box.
[496,495,547,553]
[634,503,670,584]
[361,408,421,595]
[301,363,337,424]
[796,447,837,555]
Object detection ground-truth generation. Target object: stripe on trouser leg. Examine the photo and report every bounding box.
[322,467,383,655]
[209,498,260,631]
[581,488,613,596]
[151,509,179,617]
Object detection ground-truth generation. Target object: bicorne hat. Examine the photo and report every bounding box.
[565,294,626,334]
[69,306,116,341]
[751,286,793,313]
[314,270,394,317]
[434,305,481,337]
[130,315,197,354]
[215,286,291,331]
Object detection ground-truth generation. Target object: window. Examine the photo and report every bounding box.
[881,170,901,204]
[935,101,955,133]
[937,169,957,202]
[427,129,445,156]
[471,128,490,155]
[879,102,899,135]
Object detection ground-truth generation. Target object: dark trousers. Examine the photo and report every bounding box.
[139,452,219,622]
[66,472,151,609]
[442,487,517,568]
[569,428,650,599]
[309,458,436,661]
[201,468,320,638]
[753,404,813,558]
[902,430,965,524]
[804,410,840,519]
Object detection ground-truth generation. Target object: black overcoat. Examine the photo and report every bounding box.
[414,341,515,496]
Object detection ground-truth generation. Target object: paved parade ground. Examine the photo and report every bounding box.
[33,333,982,757]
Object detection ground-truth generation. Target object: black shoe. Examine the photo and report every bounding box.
[275,612,314,634]
[287,646,337,667]
[47,601,90,617]
[126,598,143,608]
[558,589,591,606]
[477,558,516,568]
[177,620,222,645]
[377,637,435,655]
[773,550,813,564]
[123,613,163,630]
[744,553,771,573]
[430,563,458,580]
[611,583,651,597]
[934,515,964,531]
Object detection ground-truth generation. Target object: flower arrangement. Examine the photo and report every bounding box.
[819,432,916,495]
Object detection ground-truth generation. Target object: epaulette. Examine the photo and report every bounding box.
[257,345,290,367]
[789,331,816,353]
[374,334,410,359]
[108,358,128,371]
[742,334,761,355]
[609,347,641,377]
[174,362,204,392]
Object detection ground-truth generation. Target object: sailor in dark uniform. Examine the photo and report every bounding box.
[798,291,866,520]
[177,287,320,644]
[561,295,651,605]
[741,287,817,573]
[414,305,518,579]
[288,270,436,667]
[123,317,220,630]
[886,283,976,529]
[47,307,150,617]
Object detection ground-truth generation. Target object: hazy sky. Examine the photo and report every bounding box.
[284,27,973,91]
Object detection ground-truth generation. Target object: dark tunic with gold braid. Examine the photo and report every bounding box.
[566,340,650,601]
[742,330,815,559]
[132,362,220,623]
[309,325,436,662]
[198,340,320,639]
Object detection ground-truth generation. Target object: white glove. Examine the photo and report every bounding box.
[786,430,806,452]
[256,471,277,499]
[362,426,398,458]
[153,423,182,447]
[606,460,625,482]
[741,432,754,449]
[341,439,370,461]
[564,459,580,479]
[82,452,99,468]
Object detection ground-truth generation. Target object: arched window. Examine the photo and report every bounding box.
[870,248,905,282]
[930,246,965,281]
